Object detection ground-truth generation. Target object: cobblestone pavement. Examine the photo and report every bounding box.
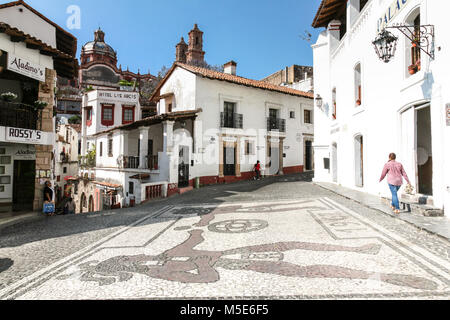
[0,173,449,300]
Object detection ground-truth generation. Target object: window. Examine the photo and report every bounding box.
[304,110,312,124]
[0,176,11,184]
[129,182,134,195]
[57,176,61,182]
[0,166,4,174]
[245,141,255,155]
[63,167,67,174]
[100,142,103,157]
[411,15,421,67]
[168,104,173,113]
[290,111,296,119]
[122,105,135,124]
[0,186,4,192]
[0,156,11,165]
[354,63,362,106]
[85,107,92,127]
[101,104,114,126]
[406,10,421,77]
[0,148,5,155]
[108,136,113,157]
[332,88,337,120]
[222,102,236,128]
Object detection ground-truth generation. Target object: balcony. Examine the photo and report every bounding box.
[147,155,159,171]
[267,117,286,133]
[0,101,41,130]
[123,156,140,169]
[220,112,243,129]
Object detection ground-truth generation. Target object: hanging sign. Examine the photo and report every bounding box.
[7,53,46,82]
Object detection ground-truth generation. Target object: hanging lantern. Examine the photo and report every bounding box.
[372,30,398,63]
[315,94,323,109]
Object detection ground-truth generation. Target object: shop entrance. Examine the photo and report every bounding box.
[178,146,190,188]
[13,160,35,212]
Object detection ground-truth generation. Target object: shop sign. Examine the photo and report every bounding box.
[97,90,139,103]
[377,0,410,32]
[4,127,53,145]
[446,104,450,126]
[14,146,36,160]
[7,53,46,82]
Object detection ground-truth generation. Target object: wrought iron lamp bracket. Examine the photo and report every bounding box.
[385,24,435,59]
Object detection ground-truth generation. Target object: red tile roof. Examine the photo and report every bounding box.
[151,62,314,101]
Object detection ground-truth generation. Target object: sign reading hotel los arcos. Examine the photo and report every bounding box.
[7,53,46,82]
[97,90,139,104]
[378,0,410,32]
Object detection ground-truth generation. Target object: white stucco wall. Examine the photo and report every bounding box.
[312,0,450,212]
[0,4,57,48]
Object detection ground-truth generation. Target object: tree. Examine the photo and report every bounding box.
[68,115,82,124]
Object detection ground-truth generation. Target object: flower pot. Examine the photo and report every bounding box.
[409,69,417,75]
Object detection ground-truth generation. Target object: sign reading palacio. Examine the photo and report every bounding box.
[7,53,46,82]
[377,0,410,32]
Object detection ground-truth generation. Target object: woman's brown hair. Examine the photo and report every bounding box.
[389,153,397,161]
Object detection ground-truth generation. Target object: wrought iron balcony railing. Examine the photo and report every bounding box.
[267,117,286,133]
[220,112,243,129]
[0,101,41,130]
[123,156,140,169]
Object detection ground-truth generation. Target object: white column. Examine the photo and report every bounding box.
[120,131,129,157]
[139,127,149,169]
[163,121,175,154]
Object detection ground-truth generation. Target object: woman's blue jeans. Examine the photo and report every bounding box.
[389,184,401,210]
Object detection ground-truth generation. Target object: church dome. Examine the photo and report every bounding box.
[81,28,117,61]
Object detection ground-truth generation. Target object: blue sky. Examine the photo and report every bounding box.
[20,0,323,80]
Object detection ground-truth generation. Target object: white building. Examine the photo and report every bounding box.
[311,0,450,214]
[81,61,314,208]
[53,124,80,201]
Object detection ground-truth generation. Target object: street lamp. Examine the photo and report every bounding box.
[315,94,323,109]
[373,29,398,63]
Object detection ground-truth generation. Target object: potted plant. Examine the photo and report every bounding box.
[356,99,361,106]
[408,64,418,75]
[1,92,18,102]
[34,100,48,110]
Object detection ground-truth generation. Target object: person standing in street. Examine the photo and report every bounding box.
[43,181,55,216]
[254,161,261,181]
[379,153,411,215]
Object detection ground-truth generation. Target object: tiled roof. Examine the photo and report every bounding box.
[91,109,202,137]
[176,63,314,99]
[151,63,314,101]
[312,0,347,28]
[0,22,74,59]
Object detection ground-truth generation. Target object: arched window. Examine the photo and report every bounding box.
[354,63,362,106]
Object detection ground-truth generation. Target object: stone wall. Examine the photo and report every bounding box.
[33,68,56,211]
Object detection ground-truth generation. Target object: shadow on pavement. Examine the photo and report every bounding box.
[0,258,13,273]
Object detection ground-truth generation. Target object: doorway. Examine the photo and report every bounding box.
[224,146,236,176]
[305,140,313,171]
[13,160,35,212]
[178,145,190,188]
[332,143,338,183]
[416,106,433,195]
[354,135,364,187]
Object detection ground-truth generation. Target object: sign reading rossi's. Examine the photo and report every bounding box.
[6,127,43,143]
[7,53,46,82]
[378,0,410,32]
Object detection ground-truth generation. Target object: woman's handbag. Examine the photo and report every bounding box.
[43,202,55,215]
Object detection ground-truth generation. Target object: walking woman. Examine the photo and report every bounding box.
[379,153,411,215]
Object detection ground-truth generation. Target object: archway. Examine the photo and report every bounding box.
[88,195,94,213]
[80,193,86,214]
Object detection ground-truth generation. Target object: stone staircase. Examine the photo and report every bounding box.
[400,194,444,217]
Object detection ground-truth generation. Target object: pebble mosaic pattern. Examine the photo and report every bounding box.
[1,198,449,300]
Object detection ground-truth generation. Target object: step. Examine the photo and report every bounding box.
[400,195,444,217]
[179,186,194,195]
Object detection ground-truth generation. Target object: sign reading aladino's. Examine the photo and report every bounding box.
[7,53,46,82]
[378,0,410,32]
